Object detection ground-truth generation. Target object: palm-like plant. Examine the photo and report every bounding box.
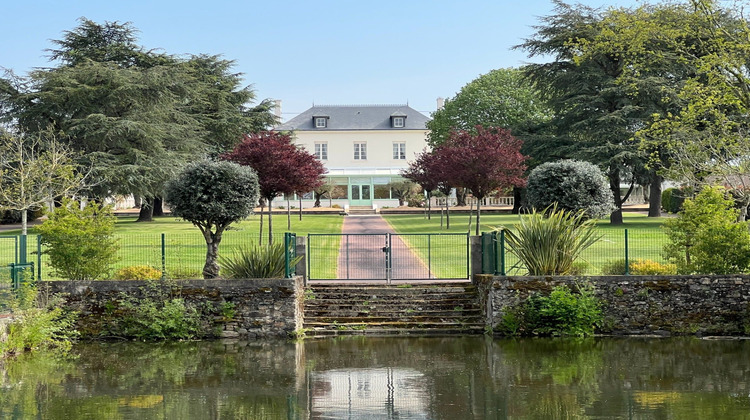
[497,205,600,275]
[219,242,302,279]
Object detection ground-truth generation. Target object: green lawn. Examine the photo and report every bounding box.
[384,212,669,275]
[1,211,671,280]
[1,213,344,280]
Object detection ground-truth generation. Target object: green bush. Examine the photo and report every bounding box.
[114,265,162,280]
[600,259,627,275]
[218,242,303,279]
[601,258,677,275]
[663,186,750,274]
[498,284,602,337]
[498,205,601,275]
[1,284,77,357]
[36,199,119,280]
[526,160,615,218]
[661,187,691,213]
[165,267,201,280]
[108,281,203,340]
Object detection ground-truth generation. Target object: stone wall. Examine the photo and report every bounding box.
[475,274,750,336]
[0,316,13,345]
[44,277,304,339]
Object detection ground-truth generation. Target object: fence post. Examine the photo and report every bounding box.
[19,234,27,264]
[161,233,166,280]
[624,229,630,276]
[37,235,42,281]
[284,232,291,278]
[499,230,506,276]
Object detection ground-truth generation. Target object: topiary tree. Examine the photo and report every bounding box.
[663,186,750,274]
[37,198,119,280]
[526,160,615,218]
[165,160,259,279]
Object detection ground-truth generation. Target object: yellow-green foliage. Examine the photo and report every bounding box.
[114,265,163,281]
[630,259,677,275]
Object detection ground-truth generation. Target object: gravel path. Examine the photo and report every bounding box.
[337,215,429,280]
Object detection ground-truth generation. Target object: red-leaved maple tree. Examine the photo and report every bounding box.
[437,126,527,235]
[223,131,326,244]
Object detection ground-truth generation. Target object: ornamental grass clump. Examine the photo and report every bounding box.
[497,205,600,275]
[218,242,302,279]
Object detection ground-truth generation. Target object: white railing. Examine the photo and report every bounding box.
[431,197,514,207]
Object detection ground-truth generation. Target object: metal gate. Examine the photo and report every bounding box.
[307,233,469,281]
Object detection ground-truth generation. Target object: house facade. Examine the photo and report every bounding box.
[276,104,430,209]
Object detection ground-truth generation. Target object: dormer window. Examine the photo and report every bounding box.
[392,117,405,128]
[313,116,329,128]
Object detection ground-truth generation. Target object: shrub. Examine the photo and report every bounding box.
[498,283,602,337]
[630,259,677,275]
[36,199,119,280]
[114,265,163,281]
[218,242,303,279]
[165,267,201,280]
[107,281,203,340]
[526,159,615,218]
[1,284,77,356]
[661,187,691,213]
[600,259,628,275]
[498,205,601,275]
[663,186,750,274]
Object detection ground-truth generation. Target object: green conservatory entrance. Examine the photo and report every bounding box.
[349,183,372,206]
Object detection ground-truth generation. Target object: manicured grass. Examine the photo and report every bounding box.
[1,213,344,280]
[384,212,670,275]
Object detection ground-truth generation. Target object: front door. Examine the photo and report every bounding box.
[350,184,372,206]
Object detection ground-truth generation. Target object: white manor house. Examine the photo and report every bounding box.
[276,103,431,209]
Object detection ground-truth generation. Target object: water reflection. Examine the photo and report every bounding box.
[1,337,750,419]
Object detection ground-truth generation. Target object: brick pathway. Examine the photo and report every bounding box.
[337,215,430,280]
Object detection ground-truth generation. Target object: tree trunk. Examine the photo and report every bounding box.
[446,198,450,229]
[268,197,274,245]
[427,191,432,220]
[468,200,474,233]
[287,199,291,230]
[609,175,624,225]
[153,197,164,217]
[202,231,222,279]
[21,208,28,236]
[137,200,154,222]
[456,187,467,207]
[299,196,303,221]
[475,198,481,236]
[259,202,265,245]
[314,192,321,208]
[133,195,142,208]
[648,174,663,217]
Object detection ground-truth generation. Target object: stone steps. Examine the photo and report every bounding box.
[303,284,485,337]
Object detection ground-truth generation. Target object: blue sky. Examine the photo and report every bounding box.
[1,0,639,120]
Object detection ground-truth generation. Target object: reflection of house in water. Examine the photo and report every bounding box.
[309,368,430,419]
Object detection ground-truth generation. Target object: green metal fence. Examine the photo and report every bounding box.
[0,232,289,281]
[307,233,470,281]
[481,228,670,276]
[284,232,297,278]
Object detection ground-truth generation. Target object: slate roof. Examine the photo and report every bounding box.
[277,104,430,131]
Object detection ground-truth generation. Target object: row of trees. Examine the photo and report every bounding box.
[426,0,750,224]
[0,18,277,223]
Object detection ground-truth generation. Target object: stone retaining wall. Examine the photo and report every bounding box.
[44,277,304,339]
[0,316,13,345]
[475,274,750,336]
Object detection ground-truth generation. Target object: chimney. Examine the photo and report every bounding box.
[274,99,282,120]
[436,97,445,110]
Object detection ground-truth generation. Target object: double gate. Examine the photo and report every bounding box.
[307,233,469,281]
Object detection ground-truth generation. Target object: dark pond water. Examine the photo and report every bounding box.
[2,337,750,419]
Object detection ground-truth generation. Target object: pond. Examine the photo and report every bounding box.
[2,337,749,419]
